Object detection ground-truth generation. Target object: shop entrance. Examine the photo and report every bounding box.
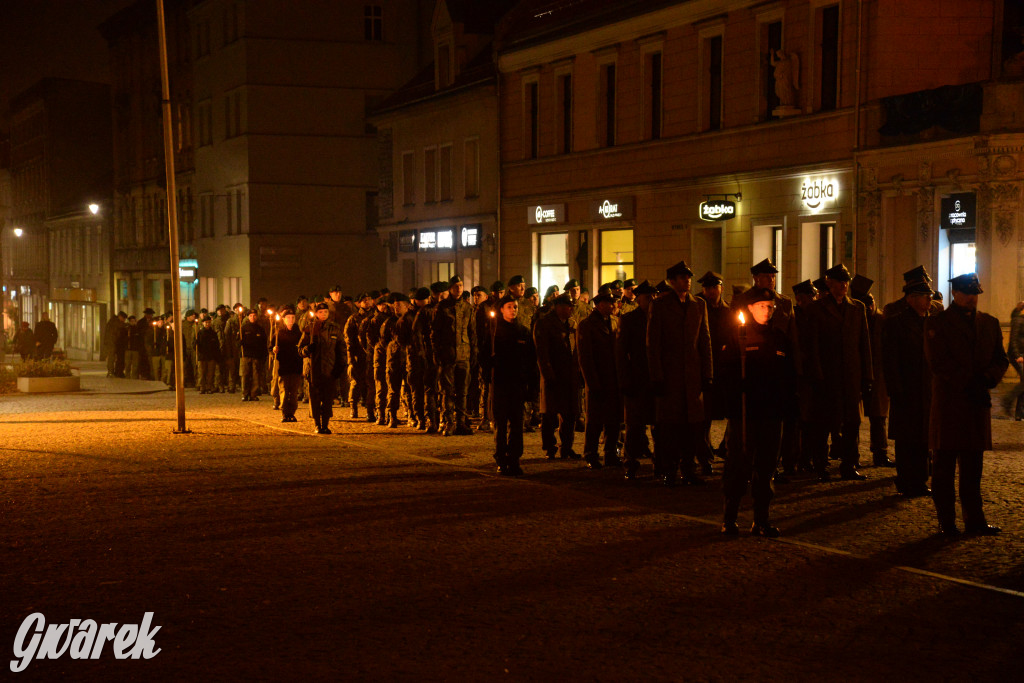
[800,221,835,281]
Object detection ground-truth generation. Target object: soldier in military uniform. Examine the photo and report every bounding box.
[343,293,371,419]
[720,287,796,537]
[618,278,639,317]
[180,309,198,387]
[851,274,894,468]
[416,282,449,433]
[223,304,245,394]
[883,265,945,318]
[577,292,622,469]
[791,280,818,472]
[210,306,228,392]
[509,275,541,432]
[696,270,730,473]
[925,273,1007,536]
[615,281,657,479]
[404,288,431,429]
[648,261,713,486]
[534,294,580,459]
[360,294,387,423]
[300,302,347,434]
[881,279,934,497]
[474,283,501,431]
[432,275,477,436]
[381,293,412,428]
[374,295,398,426]
[240,308,268,402]
[145,315,167,383]
[274,306,303,422]
[805,264,872,482]
[255,298,272,395]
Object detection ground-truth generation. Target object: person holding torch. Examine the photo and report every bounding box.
[719,287,796,537]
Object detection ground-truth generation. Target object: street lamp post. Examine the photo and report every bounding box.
[157,0,189,434]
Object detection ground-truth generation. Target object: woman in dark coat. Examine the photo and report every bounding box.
[484,294,537,475]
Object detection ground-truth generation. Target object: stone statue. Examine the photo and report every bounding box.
[771,49,799,110]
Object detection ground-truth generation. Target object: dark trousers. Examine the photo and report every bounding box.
[623,421,652,465]
[386,352,406,417]
[270,359,280,406]
[407,354,425,424]
[198,359,217,393]
[374,349,387,422]
[493,387,524,465]
[541,411,577,455]
[808,419,861,473]
[309,374,336,427]
[348,356,366,406]
[655,421,698,479]
[225,354,240,391]
[479,373,491,425]
[363,350,377,417]
[779,414,800,470]
[423,361,439,429]
[932,449,986,528]
[240,357,261,399]
[723,418,783,525]
[467,360,481,417]
[439,360,470,430]
[869,415,888,458]
[584,414,620,460]
[278,373,302,418]
[894,439,930,493]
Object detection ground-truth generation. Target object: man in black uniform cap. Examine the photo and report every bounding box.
[925,273,1007,536]
[535,294,580,459]
[883,265,945,318]
[275,306,303,422]
[851,274,894,468]
[577,292,622,469]
[240,308,267,401]
[344,293,372,419]
[616,281,657,479]
[404,288,431,429]
[696,270,729,471]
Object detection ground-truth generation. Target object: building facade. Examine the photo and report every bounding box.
[371,0,512,292]
[495,0,1023,317]
[187,0,432,307]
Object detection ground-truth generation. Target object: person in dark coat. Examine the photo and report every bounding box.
[14,322,35,361]
[404,289,430,429]
[925,273,1008,536]
[881,279,934,497]
[474,283,501,432]
[577,292,622,470]
[483,294,538,475]
[145,315,168,383]
[791,280,818,473]
[615,280,657,479]
[851,274,894,468]
[647,260,713,486]
[882,265,945,318]
[328,285,355,407]
[223,305,244,393]
[805,264,873,482]
[384,293,412,428]
[300,302,347,434]
[374,297,398,427]
[415,283,448,433]
[33,312,58,359]
[181,310,198,388]
[720,287,797,537]
[535,294,580,460]
[195,316,222,394]
[104,312,128,377]
[240,309,268,401]
[136,308,155,379]
[344,294,372,419]
[125,315,142,378]
[432,275,477,436]
[696,270,730,473]
[361,295,388,423]
[275,306,304,422]
[1000,301,1024,420]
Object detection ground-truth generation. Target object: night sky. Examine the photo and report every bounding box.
[0,0,134,128]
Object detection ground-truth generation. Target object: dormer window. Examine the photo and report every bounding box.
[436,43,452,88]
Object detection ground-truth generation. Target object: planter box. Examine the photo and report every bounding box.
[17,376,81,393]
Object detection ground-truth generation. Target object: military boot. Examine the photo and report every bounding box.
[351,404,359,420]
[388,412,399,428]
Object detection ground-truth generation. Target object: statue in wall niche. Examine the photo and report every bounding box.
[771,49,800,116]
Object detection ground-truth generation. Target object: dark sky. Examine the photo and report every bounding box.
[0,0,135,128]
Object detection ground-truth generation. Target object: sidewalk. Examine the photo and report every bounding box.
[73,359,172,395]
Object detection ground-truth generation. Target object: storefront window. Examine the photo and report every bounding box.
[599,229,633,284]
[538,232,569,295]
[950,240,976,278]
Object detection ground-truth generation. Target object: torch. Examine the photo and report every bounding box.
[738,310,747,462]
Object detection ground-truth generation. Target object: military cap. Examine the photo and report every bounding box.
[903,265,932,283]
[215,304,227,312]
[143,307,155,314]
[666,260,694,279]
[507,274,525,287]
[903,280,933,296]
[233,302,244,310]
[525,287,538,297]
[731,285,747,298]
[812,277,827,293]
[246,308,259,316]
[414,287,431,301]
[622,278,638,288]
[598,282,614,295]
[850,274,874,297]
[634,280,657,296]
[744,287,776,304]
[184,309,196,317]
[490,280,505,293]
[792,280,817,297]
[933,291,944,301]
[697,271,724,287]
[498,293,519,309]
[429,281,447,294]
[564,278,581,289]
[750,258,779,275]
[448,275,463,285]
[280,305,296,315]
[368,289,382,300]
[200,308,209,314]
[552,293,573,307]
[471,285,487,295]
[330,284,342,293]
[314,302,329,311]
[461,292,471,301]
[388,292,411,303]
[375,295,389,305]
[949,272,983,295]
[824,263,852,282]
[591,292,615,305]
[611,279,624,289]
[655,280,672,294]
[200,315,212,322]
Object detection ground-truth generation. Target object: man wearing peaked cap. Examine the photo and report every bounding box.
[619,278,639,316]
[511,276,542,431]
[300,299,346,434]
[697,271,723,287]
[882,265,944,318]
[792,280,816,298]
[648,258,713,485]
[534,289,581,460]
[812,277,828,300]
[616,280,658,479]
[696,270,730,474]
[850,274,873,300]
[925,272,1007,536]
[577,290,623,470]
[750,258,778,275]
[806,262,872,482]
[851,274,894,468]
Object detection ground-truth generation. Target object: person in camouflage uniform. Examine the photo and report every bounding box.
[343,293,372,419]
[383,293,413,428]
[415,282,448,433]
[404,288,431,430]
[223,304,244,393]
[432,275,477,436]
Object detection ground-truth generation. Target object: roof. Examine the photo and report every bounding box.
[445,0,520,33]
[373,45,496,115]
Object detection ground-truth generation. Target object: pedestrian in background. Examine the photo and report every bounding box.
[34,312,58,359]
[14,321,35,361]
[240,308,267,402]
[195,315,222,394]
[125,315,142,378]
[1001,300,1024,420]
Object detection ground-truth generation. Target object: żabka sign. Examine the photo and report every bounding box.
[802,178,836,210]
[699,200,736,222]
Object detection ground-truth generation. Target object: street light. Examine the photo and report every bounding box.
[88,203,100,215]
[12,228,23,238]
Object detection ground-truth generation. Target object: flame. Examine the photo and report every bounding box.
[738,312,746,325]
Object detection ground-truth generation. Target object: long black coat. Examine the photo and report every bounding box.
[534,311,578,415]
[806,295,872,427]
[195,326,222,362]
[881,307,931,442]
[647,292,712,424]
[718,319,796,420]
[577,310,620,422]
[300,318,346,381]
[615,306,654,423]
[275,325,303,376]
[697,293,732,420]
[486,318,538,400]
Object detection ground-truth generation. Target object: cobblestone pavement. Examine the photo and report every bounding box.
[2,363,1023,680]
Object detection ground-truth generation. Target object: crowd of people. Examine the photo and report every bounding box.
[11,312,59,361]
[100,259,1020,538]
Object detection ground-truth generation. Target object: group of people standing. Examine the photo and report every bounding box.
[100,258,1015,539]
[11,313,59,361]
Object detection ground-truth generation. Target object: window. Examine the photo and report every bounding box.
[761,20,783,120]
[646,52,663,140]
[463,139,479,198]
[439,144,452,201]
[223,2,241,44]
[818,5,840,111]
[704,34,723,131]
[200,276,217,310]
[773,226,784,289]
[221,277,240,308]
[537,232,569,296]
[196,100,212,146]
[423,147,437,202]
[199,192,213,238]
[525,80,539,159]
[599,229,633,284]
[437,44,452,88]
[819,223,834,275]
[224,89,244,138]
[364,5,383,41]
[402,151,415,205]
[225,187,244,235]
[556,73,573,153]
[598,63,617,146]
[435,262,456,283]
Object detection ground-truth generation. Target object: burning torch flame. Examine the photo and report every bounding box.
[738,311,746,325]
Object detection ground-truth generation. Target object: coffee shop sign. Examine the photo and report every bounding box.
[801,177,837,211]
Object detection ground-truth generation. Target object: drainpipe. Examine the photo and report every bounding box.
[852,0,864,272]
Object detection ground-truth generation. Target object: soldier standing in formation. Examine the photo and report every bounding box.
[274,306,303,423]
[300,302,347,434]
[616,281,657,479]
[534,294,580,460]
[696,270,729,472]
[577,292,622,469]
[384,293,412,428]
[433,275,477,436]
